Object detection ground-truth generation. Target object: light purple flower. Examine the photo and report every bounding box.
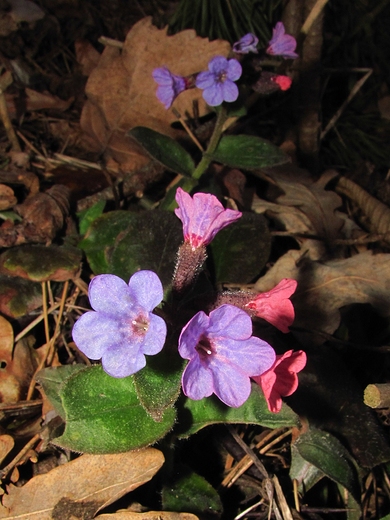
[178,304,276,407]
[175,187,242,249]
[232,33,259,54]
[152,66,186,109]
[266,22,298,59]
[72,271,167,378]
[195,56,242,106]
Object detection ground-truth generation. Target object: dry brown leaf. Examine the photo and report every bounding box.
[5,89,73,119]
[255,250,390,344]
[0,185,17,211]
[97,512,199,520]
[0,435,14,466]
[74,39,102,77]
[0,448,165,520]
[0,317,37,402]
[80,17,230,172]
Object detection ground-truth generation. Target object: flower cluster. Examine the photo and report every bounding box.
[73,188,305,412]
[152,22,298,109]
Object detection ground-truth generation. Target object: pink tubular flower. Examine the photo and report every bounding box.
[272,75,292,91]
[266,22,298,59]
[245,279,297,333]
[175,187,242,249]
[252,350,307,413]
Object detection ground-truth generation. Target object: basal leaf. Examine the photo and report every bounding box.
[55,366,176,454]
[209,213,271,284]
[77,199,106,235]
[0,274,41,318]
[128,126,195,176]
[210,135,289,170]
[177,383,299,438]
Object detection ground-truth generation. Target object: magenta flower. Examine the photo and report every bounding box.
[178,304,276,407]
[253,350,307,413]
[266,22,298,59]
[232,33,259,54]
[245,279,297,333]
[195,56,242,106]
[271,75,292,91]
[152,66,187,109]
[72,271,167,378]
[175,187,242,249]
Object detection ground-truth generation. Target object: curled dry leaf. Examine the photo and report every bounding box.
[0,316,37,402]
[254,249,390,345]
[80,17,230,172]
[0,449,165,520]
[0,185,17,211]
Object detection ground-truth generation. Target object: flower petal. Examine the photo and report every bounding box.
[220,80,239,103]
[216,336,275,376]
[102,342,146,378]
[128,270,164,311]
[208,55,228,74]
[195,70,216,90]
[181,356,214,400]
[141,313,167,355]
[208,305,252,339]
[89,274,134,315]
[210,358,252,407]
[226,59,242,81]
[178,310,209,360]
[202,84,224,106]
[72,311,122,360]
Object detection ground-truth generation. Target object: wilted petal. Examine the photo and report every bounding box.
[233,33,259,54]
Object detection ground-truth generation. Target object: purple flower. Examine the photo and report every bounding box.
[175,187,242,249]
[152,66,186,109]
[178,305,276,407]
[72,271,167,378]
[195,56,242,106]
[266,22,298,59]
[232,33,259,54]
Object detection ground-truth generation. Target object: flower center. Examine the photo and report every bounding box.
[218,71,227,84]
[131,314,149,337]
[195,335,214,360]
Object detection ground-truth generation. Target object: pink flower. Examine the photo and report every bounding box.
[271,75,292,91]
[175,187,242,249]
[245,279,297,333]
[266,22,298,59]
[253,350,307,413]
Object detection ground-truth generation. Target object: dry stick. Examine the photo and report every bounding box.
[42,282,50,345]
[16,130,45,158]
[301,0,330,35]
[171,107,204,152]
[0,88,21,151]
[320,69,373,140]
[225,425,268,480]
[47,280,69,366]
[14,302,61,343]
[0,433,40,479]
[364,384,390,409]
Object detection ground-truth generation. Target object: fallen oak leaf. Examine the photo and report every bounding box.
[0,449,165,520]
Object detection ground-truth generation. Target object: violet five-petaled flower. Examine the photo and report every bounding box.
[152,66,187,109]
[252,350,307,413]
[195,56,242,106]
[178,304,276,408]
[232,33,259,54]
[72,271,167,378]
[266,22,298,59]
[175,187,242,249]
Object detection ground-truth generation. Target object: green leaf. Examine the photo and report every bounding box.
[79,210,182,286]
[290,444,325,494]
[292,428,361,500]
[0,245,82,282]
[177,383,300,438]
[162,466,223,517]
[209,213,271,284]
[209,134,289,170]
[133,348,185,421]
[37,365,87,419]
[128,127,195,176]
[77,199,106,235]
[55,366,176,454]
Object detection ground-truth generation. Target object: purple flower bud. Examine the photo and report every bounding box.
[266,22,298,59]
[178,304,276,407]
[195,56,242,106]
[175,187,242,249]
[72,271,167,378]
[152,66,187,109]
[232,33,259,54]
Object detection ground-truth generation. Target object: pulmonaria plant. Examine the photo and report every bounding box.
[152,67,188,109]
[253,350,307,412]
[195,56,242,106]
[72,271,166,378]
[178,304,276,407]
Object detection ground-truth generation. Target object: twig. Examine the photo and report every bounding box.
[0,88,21,151]
[98,36,124,49]
[226,425,268,479]
[320,69,373,140]
[301,0,330,36]
[171,107,204,152]
[0,433,40,479]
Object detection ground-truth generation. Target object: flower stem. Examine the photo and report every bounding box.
[192,105,228,180]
